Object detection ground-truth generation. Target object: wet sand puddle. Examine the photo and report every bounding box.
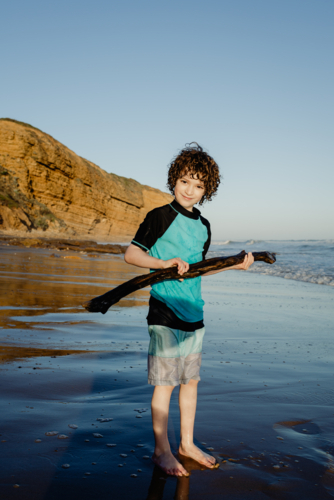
[1,244,334,499]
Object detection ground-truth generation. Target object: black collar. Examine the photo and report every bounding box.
[170,199,201,220]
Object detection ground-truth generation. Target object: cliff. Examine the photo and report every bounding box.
[0,119,172,240]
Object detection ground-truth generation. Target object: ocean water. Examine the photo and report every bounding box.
[208,240,334,287]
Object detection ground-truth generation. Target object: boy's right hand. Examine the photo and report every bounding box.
[162,258,189,275]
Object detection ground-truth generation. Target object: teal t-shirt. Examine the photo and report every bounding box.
[132,199,211,324]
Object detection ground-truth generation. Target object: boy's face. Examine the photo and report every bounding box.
[174,172,205,211]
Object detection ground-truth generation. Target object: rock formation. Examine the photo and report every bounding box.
[0,119,172,240]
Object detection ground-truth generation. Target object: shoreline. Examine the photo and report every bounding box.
[0,234,127,254]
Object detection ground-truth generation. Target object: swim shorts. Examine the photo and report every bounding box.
[147,325,205,386]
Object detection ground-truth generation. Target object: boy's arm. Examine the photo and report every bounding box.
[124,244,189,275]
[202,252,254,276]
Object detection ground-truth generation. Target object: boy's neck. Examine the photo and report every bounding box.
[171,199,201,220]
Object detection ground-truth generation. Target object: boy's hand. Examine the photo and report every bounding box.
[234,252,254,270]
[162,258,189,276]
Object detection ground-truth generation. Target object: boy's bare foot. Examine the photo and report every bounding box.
[178,443,216,468]
[152,450,189,476]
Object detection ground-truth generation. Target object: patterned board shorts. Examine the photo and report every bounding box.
[147,325,205,386]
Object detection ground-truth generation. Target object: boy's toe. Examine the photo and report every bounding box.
[178,467,187,476]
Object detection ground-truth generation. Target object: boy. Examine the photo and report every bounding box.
[124,143,253,476]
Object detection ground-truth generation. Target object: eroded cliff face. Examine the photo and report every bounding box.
[0,119,172,240]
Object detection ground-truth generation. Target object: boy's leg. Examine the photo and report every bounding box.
[178,379,216,468]
[151,385,189,476]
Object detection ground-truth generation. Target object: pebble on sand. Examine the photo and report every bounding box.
[35,439,42,443]
[58,434,69,440]
[62,464,70,469]
[45,431,59,436]
[138,469,142,472]
[143,456,150,459]
[97,418,113,422]
[276,436,284,441]
[68,424,78,429]
[131,474,137,478]
[106,443,116,447]
[13,484,20,488]
[136,415,142,419]
[120,454,127,458]
[206,447,214,451]
[84,472,91,476]
[118,464,123,467]
[85,439,90,442]
[93,433,103,438]
[137,444,144,447]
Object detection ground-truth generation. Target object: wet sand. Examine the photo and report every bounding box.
[1,244,334,499]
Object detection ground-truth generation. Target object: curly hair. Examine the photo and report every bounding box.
[167,143,221,205]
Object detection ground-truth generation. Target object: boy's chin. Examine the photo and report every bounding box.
[175,196,198,211]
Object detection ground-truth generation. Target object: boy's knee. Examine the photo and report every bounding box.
[181,378,198,387]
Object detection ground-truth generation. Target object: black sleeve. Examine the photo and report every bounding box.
[131,207,165,252]
[200,216,211,259]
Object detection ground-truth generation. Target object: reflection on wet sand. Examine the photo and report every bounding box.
[0,345,86,364]
[0,244,149,363]
[146,455,214,500]
[144,444,334,500]
[0,245,148,331]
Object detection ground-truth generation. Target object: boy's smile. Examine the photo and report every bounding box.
[174,174,205,211]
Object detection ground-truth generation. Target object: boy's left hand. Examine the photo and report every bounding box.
[234,252,254,270]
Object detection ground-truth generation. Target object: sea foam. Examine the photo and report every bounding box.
[208,239,334,287]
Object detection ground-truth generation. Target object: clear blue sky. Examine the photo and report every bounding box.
[1,0,333,240]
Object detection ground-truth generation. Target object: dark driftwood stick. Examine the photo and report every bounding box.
[84,250,276,314]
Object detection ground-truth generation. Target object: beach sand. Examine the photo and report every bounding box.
[1,244,334,499]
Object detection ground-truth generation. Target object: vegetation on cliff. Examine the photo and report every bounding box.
[0,164,66,233]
